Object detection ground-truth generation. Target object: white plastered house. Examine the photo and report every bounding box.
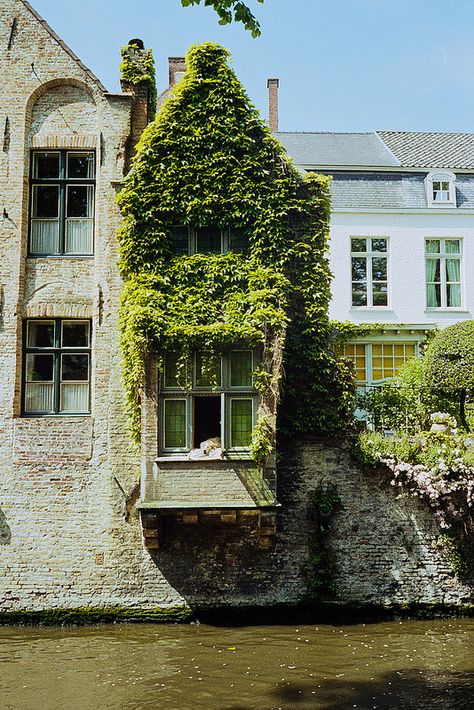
[276,130,474,399]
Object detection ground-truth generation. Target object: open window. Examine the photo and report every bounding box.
[160,350,256,456]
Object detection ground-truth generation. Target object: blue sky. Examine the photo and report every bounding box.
[32,0,474,133]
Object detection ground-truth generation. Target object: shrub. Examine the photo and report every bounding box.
[424,321,474,432]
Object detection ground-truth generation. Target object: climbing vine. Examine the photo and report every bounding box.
[117,42,353,452]
[120,43,157,119]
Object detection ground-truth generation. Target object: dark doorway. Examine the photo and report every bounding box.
[194,396,221,447]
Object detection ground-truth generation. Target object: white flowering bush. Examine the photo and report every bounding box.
[355,431,474,537]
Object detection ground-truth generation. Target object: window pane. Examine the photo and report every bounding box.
[195,352,221,388]
[32,185,59,218]
[62,321,89,348]
[352,283,367,306]
[372,283,388,306]
[164,399,187,448]
[372,257,387,281]
[228,229,248,253]
[425,240,440,254]
[230,399,253,447]
[33,152,60,179]
[427,283,441,307]
[230,351,253,387]
[445,240,460,254]
[351,257,367,280]
[195,227,221,254]
[27,321,55,348]
[30,220,59,253]
[351,238,366,253]
[371,238,387,252]
[65,218,93,253]
[67,153,94,179]
[169,226,189,256]
[66,185,93,218]
[447,284,461,308]
[61,354,89,381]
[25,383,54,412]
[60,383,89,412]
[26,353,54,381]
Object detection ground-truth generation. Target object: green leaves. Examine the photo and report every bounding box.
[181,0,264,37]
[117,42,350,446]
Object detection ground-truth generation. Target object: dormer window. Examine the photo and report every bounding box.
[425,171,456,208]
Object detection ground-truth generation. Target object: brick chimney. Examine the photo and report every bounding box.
[267,78,279,132]
[120,39,153,163]
[168,57,186,86]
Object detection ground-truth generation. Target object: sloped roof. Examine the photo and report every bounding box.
[276,130,474,170]
[377,131,474,170]
[276,132,399,167]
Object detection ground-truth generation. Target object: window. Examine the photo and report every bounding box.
[29,151,95,255]
[161,350,256,453]
[335,341,417,385]
[168,226,248,256]
[351,237,388,307]
[425,171,456,207]
[425,238,462,308]
[23,319,91,414]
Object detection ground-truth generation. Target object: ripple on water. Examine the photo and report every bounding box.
[0,620,472,710]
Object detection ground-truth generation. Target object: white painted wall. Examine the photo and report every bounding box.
[328,210,474,327]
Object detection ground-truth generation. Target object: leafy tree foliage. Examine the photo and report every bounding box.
[181,0,264,36]
[424,320,474,432]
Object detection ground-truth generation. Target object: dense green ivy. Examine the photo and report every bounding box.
[120,43,157,119]
[117,42,353,451]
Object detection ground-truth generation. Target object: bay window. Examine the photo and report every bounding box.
[161,350,256,454]
[23,319,91,414]
[29,151,95,255]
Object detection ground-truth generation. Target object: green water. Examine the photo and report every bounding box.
[0,620,472,709]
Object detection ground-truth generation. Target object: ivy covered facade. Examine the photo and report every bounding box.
[117,42,352,543]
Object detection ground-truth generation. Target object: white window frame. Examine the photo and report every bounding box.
[425,237,463,310]
[350,237,389,309]
[425,170,456,208]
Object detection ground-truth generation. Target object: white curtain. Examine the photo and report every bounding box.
[60,383,89,412]
[425,258,439,307]
[25,383,53,412]
[446,258,461,306]
[30,220,58,253]
[65,219,93,253]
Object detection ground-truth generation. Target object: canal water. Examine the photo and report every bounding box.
[0,620,472,709]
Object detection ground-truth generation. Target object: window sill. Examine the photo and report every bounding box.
[20,413,91,418]
[156,453,253,464]
[424,308,469,313]
[27,255,94,260]
[350,307,393,311]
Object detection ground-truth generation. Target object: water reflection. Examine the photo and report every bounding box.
[0,621,472,709]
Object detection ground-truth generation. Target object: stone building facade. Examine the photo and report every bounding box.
[0,0,471,617]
